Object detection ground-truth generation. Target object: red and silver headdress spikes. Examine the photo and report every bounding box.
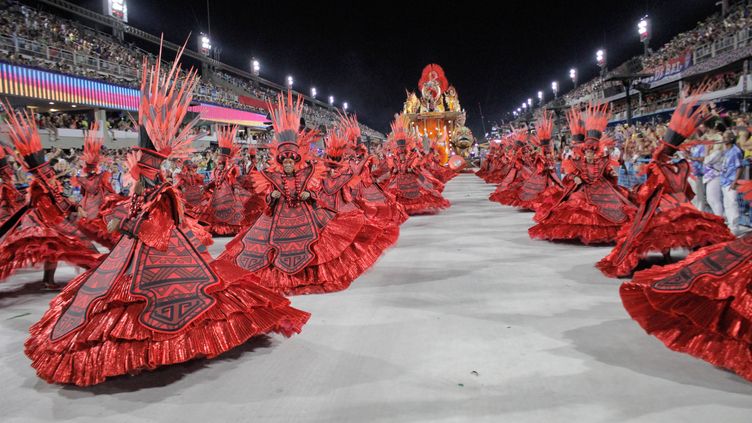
[324,127,350,161]
[535,110,554,147]
[337,111,362,145]
[388,113,411,151]
[567,107,586,145]
[131,34,202,183]
[584,102,610,142]
[217,125,239,162]
[81,121,103,171]
[2,99,46,171]
[268,90,316,165]
[654,83,712,158]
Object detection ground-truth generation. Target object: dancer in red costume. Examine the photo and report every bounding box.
[384,115,450,215]
[339,114,408,226]
[176,159,205,213]
[528,104,636,244]
[200,125,263,235]
[517,113,564,211]
[0,146,24,223]
[597,92,735,277]
[482,138,514,184]
[0,102,101,288]
[24,42,309,387]
[494,112,563,210]
[216,91,396,295]
[618,178,752,381]
[489,130,533,204]
[73,123,126,249]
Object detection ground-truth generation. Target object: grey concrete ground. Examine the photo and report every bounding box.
[1,173,751,423]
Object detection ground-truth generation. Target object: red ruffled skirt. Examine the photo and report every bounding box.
[483,163,511,184]
[528,191,632,245]
[620,235,752,381]
[597,204,735,277]
[201,185,264,236]
[0,210,102,281]
[77,216,121,249]
[354,184,409,226]
[219,207,398,295]
[25,267,309,386]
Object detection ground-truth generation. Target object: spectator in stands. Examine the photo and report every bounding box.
[721,129,744,233]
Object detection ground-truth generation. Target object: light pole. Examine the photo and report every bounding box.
[286,75,293,89]
[638,16,651,55]
[596,49,607,77]
[527,98,532,109]
[343,102,349,112]
[569,68,577,88]
[311,87,317,99]
[551,81,559,99]
[537,90,543,106]
[328,95,334,107]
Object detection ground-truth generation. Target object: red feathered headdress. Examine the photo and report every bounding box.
[567,107,586,144]
[82,121,103,170]
[584,102,610,141]
[268,90,317,166]
[534,110,554,147]
[387,113,413,152]
[419,64,449,94]
[337,112,362,144]
[131,35,203,184]
[2,99,46,171]
[654,82,713,159]
[217,125,239,161]
[324,127,351,160]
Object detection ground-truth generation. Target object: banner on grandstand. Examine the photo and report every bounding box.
[642,49,694,84]
[0,62,139,110]
[188,103,269,129]
[238,95,269,111]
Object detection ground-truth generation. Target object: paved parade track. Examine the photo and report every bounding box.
[1,173,752,423]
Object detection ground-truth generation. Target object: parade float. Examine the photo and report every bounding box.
[403,64,474,164]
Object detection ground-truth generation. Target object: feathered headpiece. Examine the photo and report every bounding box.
[653,83,712,159]
[82,121,103,170]
[419,64,449,94]
[2,99,46,171]
[535,110,554,147]
[324,127,351,160]
[132,35,202,183]
[567,107,586,144]
[217,125,239,161]
[388,113,412,151]
[584,102,610,141]
[268,90,317,166]
[512,127,528,147]
[338,112,362,145]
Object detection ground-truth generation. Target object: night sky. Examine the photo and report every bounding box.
[66,0,720,136]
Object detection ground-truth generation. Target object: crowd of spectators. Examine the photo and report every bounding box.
[0,0,384,138]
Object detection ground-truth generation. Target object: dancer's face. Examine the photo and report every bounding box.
[282,158,295,174]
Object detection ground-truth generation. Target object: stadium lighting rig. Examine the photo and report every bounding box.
[287,75,293,88]
[328,95,334,106]
[343,102,349,111]
[569,68,577,87]
[199,33,211,56]
[638,16,651,55]
[551,81,559,98]
[311,87,317,98]
[251,58,260,76]
[527,98,532,108]
[596,49,607,76]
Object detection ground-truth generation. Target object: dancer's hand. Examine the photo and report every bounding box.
[574,176,582,185]
[271,190,281,199]
[300,191,311,200]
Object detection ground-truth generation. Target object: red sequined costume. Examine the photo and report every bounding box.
[176,160,205,213]
[217,92,393,295]
[199,125,263,235]
[619,229,752,381]
[0,147,24,223]
[597,94,734,277]
[384,115,451,215]
[0,102,102,285]
[339,115,408,226]
[492,112,563,210]
[489,130,533,204]
[25,44,309,387]
[73,124,126,249]
[529,104,636,244]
